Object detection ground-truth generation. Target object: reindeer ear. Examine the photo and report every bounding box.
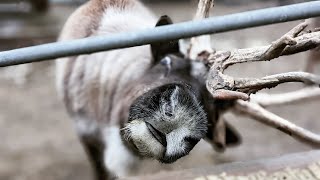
[155,15,174,26]
[151,15,180,63]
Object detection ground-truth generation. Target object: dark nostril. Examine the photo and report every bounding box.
[145,122,167,147]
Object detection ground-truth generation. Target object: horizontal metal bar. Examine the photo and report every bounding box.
[1,1,320,67]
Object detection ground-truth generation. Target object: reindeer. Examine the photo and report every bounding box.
[56,0,240,179]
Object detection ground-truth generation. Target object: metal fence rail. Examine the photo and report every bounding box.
[0,1,320,67]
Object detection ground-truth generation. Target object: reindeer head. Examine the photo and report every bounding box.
[120,16,208,163]
[124,83,208,163]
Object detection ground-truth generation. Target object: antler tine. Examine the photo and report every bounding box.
[187,0,215,61]
[234,100,320,147]
[251,87,320,107]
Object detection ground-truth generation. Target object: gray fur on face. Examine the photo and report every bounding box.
[121,83,208,163]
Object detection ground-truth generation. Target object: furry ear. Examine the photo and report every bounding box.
[155,15,174,26]
[151,15,180,63]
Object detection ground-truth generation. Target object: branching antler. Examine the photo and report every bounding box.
[188,0,234,151]
[206,23,320,100]
[190,0,320,148]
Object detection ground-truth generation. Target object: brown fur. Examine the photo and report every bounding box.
[56,1,156,178]
[59,0,133,40]
[57,0,154,121]
[59,0,135,117]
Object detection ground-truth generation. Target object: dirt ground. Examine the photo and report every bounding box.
[0,1,319,180]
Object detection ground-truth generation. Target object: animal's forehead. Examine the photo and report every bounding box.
[150,108,201,132]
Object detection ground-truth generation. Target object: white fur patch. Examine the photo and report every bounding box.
[167,128,187,154]
[102,126,171,177]
[101,127,217,178]
[127,120,164,158]
[103,127,138,177]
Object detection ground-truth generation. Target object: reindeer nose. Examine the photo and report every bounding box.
[145,122,167,147]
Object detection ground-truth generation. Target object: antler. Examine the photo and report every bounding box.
[189,0,320,147]
[188,0,233,151]
[206,22,320,100]
[206,22,320,147]
[234,99,320,147]
[187,0,215,61]
[250,87,320,107]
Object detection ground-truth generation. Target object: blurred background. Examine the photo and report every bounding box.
[0,0,319,180]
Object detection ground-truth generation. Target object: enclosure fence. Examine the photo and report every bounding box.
[0,1,320,67]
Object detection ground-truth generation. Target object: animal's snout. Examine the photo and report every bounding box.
[160,137,199,164]
[145,122,167,147]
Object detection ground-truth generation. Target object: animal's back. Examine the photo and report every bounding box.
[56,0,157,124]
